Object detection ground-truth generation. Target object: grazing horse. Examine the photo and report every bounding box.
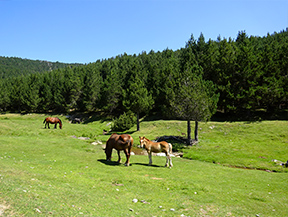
[105,133,134,166]
[43,117,62,129]
[139,136,173,168]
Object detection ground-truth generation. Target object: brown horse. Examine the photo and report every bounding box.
[139,136,173,168]
[43,117,62,129]
[105,133,134,166]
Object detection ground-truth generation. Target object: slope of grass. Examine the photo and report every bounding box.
[183,121,288,172]
[0,114,287,216]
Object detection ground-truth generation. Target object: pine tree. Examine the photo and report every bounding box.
[122,58,154,131]
[0,79,11,111]
[123,74,154,131]
[80,65,102,111]
[169,65,219,145]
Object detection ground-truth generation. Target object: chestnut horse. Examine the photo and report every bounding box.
[43,117,62,129]
[105,133,134,166]
[139,136,173,168]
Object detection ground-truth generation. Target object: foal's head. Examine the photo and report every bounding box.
[139,136,147,148]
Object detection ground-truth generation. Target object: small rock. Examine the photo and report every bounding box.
[170,208,175,211]
[114,183,124,186]
[78,137,90,140]
[132,199,138,203]
[129,208,134,212]
[91,140,103,145]
[35,208,41,213]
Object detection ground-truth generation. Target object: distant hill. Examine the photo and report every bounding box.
[0,56,82,79]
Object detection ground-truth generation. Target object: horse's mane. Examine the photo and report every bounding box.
[143,137,152,142]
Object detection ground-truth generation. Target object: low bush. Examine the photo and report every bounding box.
[111,111,136,131]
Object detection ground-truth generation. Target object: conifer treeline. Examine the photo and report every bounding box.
[0,30,287,118]
[0,56,80,79]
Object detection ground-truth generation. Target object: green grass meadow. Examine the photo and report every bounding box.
[0,114,287,216]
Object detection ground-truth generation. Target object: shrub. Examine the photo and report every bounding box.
[112,111,136,131]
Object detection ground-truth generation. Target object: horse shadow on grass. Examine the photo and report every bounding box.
[98,159,122,166]
[133,163,161,168]
[98,159,161,167]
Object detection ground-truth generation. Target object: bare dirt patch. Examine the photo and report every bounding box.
[0,204,10,216]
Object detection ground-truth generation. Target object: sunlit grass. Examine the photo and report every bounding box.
[183,121,288,172]
[0,114,287,216]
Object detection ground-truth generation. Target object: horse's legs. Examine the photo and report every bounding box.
[54,123,57,129]
[166,154,173,168]
[148,152,152,165]
[164,150,173,168]
[169,155,173,168]
[117,150,121,163]
[165,154,169,167]
[123,149,130,166]
[47,123,50,129]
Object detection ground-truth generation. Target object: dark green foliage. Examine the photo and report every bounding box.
[169,65,219,144]
[78,64,102,112]
[111,111,137,131]
[0,29,287,120]
[0,56,81,79]
[122,56,154,130]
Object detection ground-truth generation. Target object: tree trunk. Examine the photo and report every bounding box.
[194,120,199,141]
[137,112,140,131]
[187,119,192,146]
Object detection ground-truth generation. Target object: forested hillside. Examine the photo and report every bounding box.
[0,56,81,79]
[0,29,287,120]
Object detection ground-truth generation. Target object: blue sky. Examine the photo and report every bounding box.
[1,0,287,64]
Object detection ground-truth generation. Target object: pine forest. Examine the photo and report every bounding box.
[0,30,287,121]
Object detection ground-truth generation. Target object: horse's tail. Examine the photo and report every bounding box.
[128,137,133,147]
[43,118,46,124]
[168,143,173,155]
[124,137,133,148]
[57,118,63,129]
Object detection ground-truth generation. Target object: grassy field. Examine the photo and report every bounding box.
[0,113,287,216]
